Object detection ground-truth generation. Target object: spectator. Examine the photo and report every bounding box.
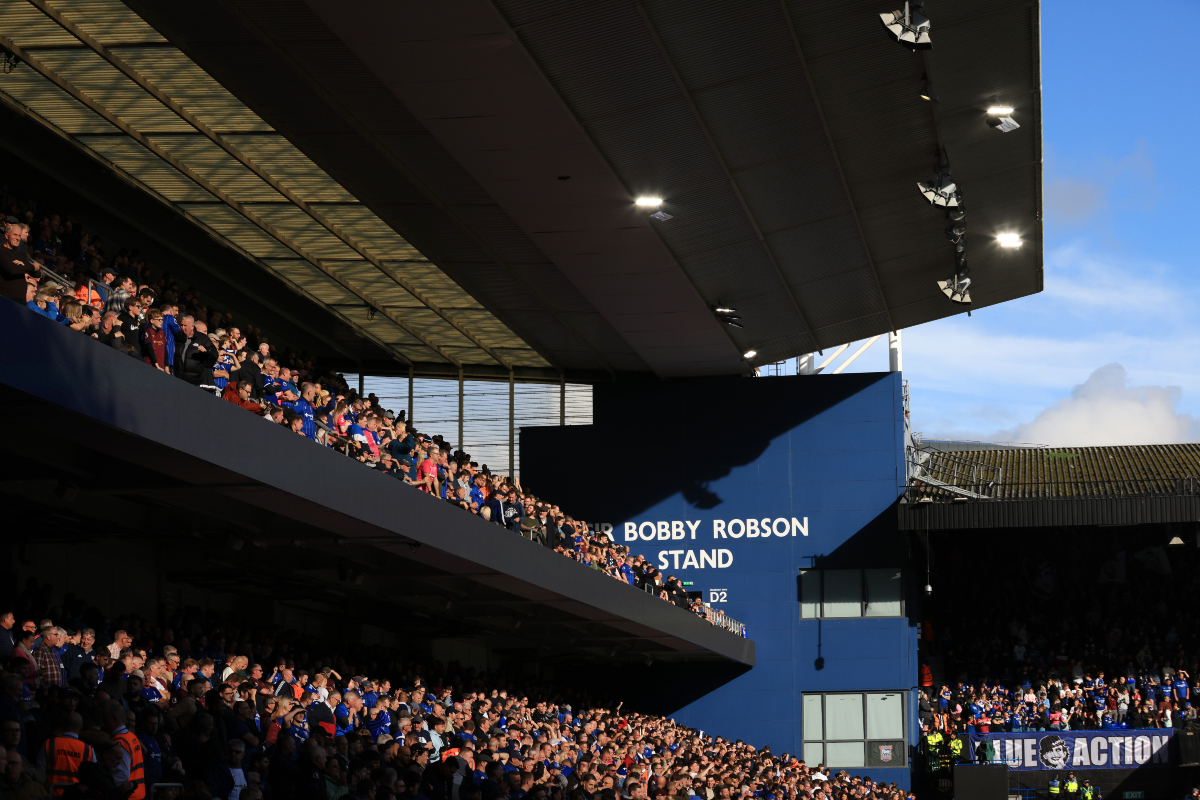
[223,382,265,414]
[0,222,39,302]
[1,742,46,800]
[0,614,13,662]
[31,629,65,690]
[139,308,172,372]
[175,317,217,387]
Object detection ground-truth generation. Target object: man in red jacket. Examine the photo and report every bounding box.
[222,381,264,414]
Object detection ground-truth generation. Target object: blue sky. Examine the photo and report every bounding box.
[838,0,1200,445]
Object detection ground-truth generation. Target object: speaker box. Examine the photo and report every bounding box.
[953,764,1008,800]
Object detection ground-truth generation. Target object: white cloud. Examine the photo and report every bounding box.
[1001,363,1197,446]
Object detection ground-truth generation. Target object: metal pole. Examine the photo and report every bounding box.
[458,365,464,451]
[832,336,880,375]
[358,371,364,397]
[889,330,903,372]
[559,374,566,426]
[508,371,515,478]
[407,366,413,424]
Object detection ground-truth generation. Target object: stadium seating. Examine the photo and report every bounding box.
[0,598,912,800]
[0,206,744,638]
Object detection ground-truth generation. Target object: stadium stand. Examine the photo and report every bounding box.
[0,201,744,640]
[0,597,913,800]
[919,531,1200,735]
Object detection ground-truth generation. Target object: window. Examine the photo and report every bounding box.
[799,568,904,619]
[802,692,906,768]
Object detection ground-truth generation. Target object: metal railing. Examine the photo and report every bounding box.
[906,441,1003,499]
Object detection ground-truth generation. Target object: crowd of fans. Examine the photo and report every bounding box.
[918,533,1200,738]
[0,595,914,800]
[0,202,742,637]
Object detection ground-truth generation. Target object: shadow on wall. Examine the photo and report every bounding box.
[795,501,922,671]
[521,372,898,523]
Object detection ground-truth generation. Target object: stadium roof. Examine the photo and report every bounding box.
[902,442,1200,530]
[0,0,1042,380]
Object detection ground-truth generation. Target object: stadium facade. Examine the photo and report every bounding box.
[524,374,918,784]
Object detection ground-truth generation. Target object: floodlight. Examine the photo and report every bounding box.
[1169,536,1185,546]
[937,272,971,304]
[649,211,673,221]
[986,98,1019,132]
[918,169,959,207]
[988,115,1020,132]
[945,223,966,242]
[743,350,757,360]
[714,307,737,314]
[997,233,1022,248]
[880,1,931,47]
[635,196,662,206]
[919,75,938,103]
[948,207,965,222]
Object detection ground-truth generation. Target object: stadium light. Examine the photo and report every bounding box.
[986,98,1020,132]
[997,233,1022,248]
[937,271,971,304]
[880,1,931,48]
[918,168,960,207]
[635,196,662,206]
[919,75,938,103]
[743,350,757,360]
[714,307,736,314]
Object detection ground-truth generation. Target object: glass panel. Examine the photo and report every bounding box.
[803,694,824,741]
[823,569,862,618]
[825,693,865,740]
[865,569,903,617]
[825,741,865,768]
[802,742,822,767]
[866,693,904,739]
[800,570,821,619]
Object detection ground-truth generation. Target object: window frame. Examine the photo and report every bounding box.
[802,691,908,769]
[798,568,905,619]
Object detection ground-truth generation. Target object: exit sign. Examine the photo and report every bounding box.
[1123,792,1144,799]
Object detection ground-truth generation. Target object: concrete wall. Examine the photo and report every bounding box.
[521,373,919,787]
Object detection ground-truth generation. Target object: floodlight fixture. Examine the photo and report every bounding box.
[743,350,757,360]
[937,271,971,304]
[649,210,673,221]
[919,75,938,103]
[986,98,1019,132]
[714,307,737,314]
[918,168,960,207]
[945,223,966,242]
[635,196,663,206]
[880,1,931,47]
[997,233,1023,248]
[948,207,965,222]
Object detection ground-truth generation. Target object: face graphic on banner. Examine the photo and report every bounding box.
[1039,736,1069,769]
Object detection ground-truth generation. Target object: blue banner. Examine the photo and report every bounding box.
[969,730,1174,770]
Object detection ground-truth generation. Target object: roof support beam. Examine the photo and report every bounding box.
[633,1,816,349]
[0,34,450,366]
[24,0,508,368]
[777,0,896,336]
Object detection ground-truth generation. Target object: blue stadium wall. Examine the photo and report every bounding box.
[521,373,919,787]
